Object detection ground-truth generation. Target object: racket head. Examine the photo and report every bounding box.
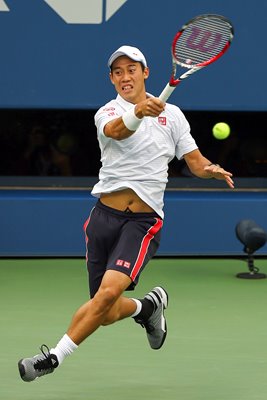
[172,14,234,69]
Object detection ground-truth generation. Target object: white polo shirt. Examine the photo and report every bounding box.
[92,93,198,218]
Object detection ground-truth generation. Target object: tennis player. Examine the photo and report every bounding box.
[18,45,234,382]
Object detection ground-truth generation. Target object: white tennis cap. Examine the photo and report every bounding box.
[108,45,147,68]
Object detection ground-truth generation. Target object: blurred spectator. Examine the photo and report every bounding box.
[20,126,72,176]
[0,109,266,179]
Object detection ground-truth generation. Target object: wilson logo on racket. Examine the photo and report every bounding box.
[186,28,223,53]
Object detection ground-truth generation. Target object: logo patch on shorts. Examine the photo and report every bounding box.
[116,259,131,268]
[123,261,131,268]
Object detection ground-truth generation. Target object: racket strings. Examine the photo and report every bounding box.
[174,17,233,67]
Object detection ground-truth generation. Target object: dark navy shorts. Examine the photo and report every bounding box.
[84,200,163,298]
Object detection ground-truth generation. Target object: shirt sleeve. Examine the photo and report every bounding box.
[171,106,198,160]
[94,102,122,137]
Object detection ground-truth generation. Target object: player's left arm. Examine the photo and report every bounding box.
[184,149,234,189]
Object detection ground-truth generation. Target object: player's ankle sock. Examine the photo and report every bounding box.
[50,334,78,365]
[131,298,154,321]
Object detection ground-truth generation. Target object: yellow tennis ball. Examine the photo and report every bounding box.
[212,122,231,140]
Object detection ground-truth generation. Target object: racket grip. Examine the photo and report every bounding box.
[158,84,176,102]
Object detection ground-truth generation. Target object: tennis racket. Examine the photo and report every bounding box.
[159,14,234,102]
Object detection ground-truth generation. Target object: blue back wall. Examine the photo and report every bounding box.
[1,189,266,257]
[0,0,265,110]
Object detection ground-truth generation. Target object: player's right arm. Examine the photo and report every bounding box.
[104,98,165,140]
[104,110,140,140]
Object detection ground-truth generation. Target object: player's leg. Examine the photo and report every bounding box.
[18,269,134,382]
[18,204,121,382]
[104,212,169,349]
[101,295,138,325]
[66,270,136,344]
[84,202,168,337]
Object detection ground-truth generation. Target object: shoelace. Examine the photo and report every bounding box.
[33,344,57,372]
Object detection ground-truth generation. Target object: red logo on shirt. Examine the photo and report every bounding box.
[158,117,166,125]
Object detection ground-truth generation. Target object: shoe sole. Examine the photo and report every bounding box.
[150,286,168,350]
[18,359,28,381]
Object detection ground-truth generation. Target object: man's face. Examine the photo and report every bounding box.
[110,56,149,104]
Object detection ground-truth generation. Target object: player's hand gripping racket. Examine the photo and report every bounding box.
[159,14,234,102]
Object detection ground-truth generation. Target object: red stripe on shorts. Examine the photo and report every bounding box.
[83,217,90,262]
[83,206,95,262]
[130,218,163,281]
[83,217,90,233]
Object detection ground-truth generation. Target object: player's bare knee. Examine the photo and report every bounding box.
[95,286,120,313]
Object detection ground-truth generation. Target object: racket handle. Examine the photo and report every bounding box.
[158,84,176,102]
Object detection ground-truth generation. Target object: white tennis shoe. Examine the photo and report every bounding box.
[136,286,168,350]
